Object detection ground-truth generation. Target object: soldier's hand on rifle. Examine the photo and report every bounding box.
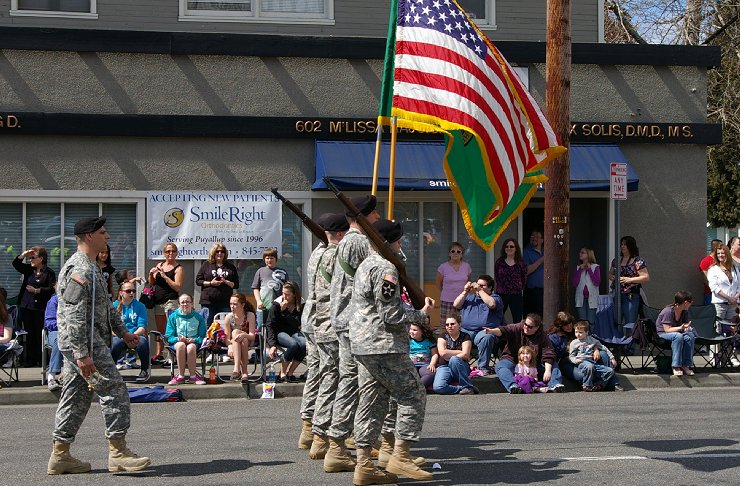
[77,356,96,378]
[422,297,435,315]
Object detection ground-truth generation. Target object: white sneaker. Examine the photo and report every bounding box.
[205,354,213,364]
[731,357,740,368]
[221,355,232,364]
[47,374,62,392]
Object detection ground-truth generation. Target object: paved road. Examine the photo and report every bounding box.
[7,388,740,485]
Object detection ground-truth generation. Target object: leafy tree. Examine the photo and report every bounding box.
[605,1,740,227]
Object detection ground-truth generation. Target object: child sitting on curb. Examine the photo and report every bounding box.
[569,321,615,391]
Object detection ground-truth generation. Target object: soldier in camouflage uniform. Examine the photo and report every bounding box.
[48,217,150,475]
[350,219,435,484]
[300,214,351,466]
[325,195,380,473]
[298,214,342,451]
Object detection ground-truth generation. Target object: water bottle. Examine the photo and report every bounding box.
[268,363,276,383]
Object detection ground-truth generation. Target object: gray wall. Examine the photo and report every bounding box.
[0,0,601,42]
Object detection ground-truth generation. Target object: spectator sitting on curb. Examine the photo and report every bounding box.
[452,274,503,376]
[490,313,565,394]
[432,312,479,395]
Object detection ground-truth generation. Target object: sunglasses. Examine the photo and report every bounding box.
[122,289,136,294]
[523,323,538,330]
[164,250,178,254]
[445,322,458,326]
[505,245,516,249]
[449,249,463,254]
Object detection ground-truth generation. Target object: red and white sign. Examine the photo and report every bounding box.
[610,163,628,200]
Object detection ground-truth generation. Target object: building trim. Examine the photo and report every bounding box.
[0,112,723,145]
[0,26,721,67]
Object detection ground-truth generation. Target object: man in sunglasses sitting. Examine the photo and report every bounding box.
[489,313,565,393]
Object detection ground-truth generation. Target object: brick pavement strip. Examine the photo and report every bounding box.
[3,357,740,406]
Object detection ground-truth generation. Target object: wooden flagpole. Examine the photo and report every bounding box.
[543,0,571,326]
[387,116,398,220]
[371,120,383,196]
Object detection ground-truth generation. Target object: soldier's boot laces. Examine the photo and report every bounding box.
[353,447,398,486]
[47,441,92,475]
[309,434,329,460]
[323,437,356,473]
[299,419,314,450]
[385,439,432,481]
[108,437,151,472]
[377,433,425,468]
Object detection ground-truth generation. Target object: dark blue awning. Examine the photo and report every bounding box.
[313,141,639,192]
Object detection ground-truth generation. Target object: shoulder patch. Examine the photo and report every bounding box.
[70,273,87,285]
[383,274,398,285]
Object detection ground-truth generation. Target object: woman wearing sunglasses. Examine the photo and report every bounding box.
[111,282,151,383]
[435,242,472,333]
[14,246,57,367]
[196,243,239,325]
[494,238,527,323]
[148,242,185,365]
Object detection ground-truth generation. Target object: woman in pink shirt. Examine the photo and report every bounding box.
[436,242,472,333]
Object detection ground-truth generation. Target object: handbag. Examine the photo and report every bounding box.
[139,286,156,310]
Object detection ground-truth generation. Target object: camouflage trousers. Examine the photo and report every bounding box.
[353,353,426,449]
[311,339,340,436]
[299,331,321,420]
[53,345,131,443]
[327,330,357,439]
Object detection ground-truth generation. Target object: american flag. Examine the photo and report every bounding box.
[388,0,563,233]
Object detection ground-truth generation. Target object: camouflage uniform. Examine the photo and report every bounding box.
[299,242,326,421]
[311,243,340,436]
[327,228,370,440]
[350,251,427,449]
[53,251,131,443]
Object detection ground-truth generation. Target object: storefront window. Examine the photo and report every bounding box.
[394,202,420,282]
[457,211,487,278]
[0,204,23,294]
[103,204,138,274]
[63,204,98,271]
[423,202,453,285]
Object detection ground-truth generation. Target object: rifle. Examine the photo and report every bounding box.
[271,188,328,246]
[322,176,427,310]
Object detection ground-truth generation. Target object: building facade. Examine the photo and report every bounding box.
[0,0,720,325]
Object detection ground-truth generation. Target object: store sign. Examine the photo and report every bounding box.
[147,191,282,260]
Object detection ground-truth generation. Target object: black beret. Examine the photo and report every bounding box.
[317,213,349,232]
[373,219,403,244]
[74,216,106,235]
[346,195,377,217]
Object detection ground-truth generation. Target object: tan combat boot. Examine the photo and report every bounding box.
[345,434,356,449]
[385,439,432,481]
[47,441,91,475]
[108,437,151,472]
[323,437,356,473]
[309,434,329,460]
[376,433,425,468]
[353,447,398,486]
[298,419,313,449]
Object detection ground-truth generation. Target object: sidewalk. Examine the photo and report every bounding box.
[3,355,740,405]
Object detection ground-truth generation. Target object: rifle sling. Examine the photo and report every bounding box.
[337,253,356,277]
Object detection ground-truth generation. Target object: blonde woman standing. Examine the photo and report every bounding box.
[148,243,185,365]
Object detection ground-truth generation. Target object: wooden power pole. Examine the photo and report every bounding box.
[543,0,571,326]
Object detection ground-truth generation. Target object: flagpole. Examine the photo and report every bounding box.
[371,120,383,196]
[543,0,572,326]
[387,116,398,220]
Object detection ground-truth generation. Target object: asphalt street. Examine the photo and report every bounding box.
[6,388,740,485]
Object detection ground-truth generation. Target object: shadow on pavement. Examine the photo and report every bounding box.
[111,459,292,477]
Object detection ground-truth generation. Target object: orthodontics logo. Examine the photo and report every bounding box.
[164,208,185,228]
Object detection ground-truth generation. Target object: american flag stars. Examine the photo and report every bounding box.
[399,0,486,59]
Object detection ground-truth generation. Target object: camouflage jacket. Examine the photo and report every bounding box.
[314,243,339,343]
[300,242,327,336]
[57,251,127,360]
[330,228,371,332]
[349,251,426,356]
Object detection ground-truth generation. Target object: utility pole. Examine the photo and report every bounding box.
[543,0,571,326]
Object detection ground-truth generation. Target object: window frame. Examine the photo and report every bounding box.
[10,0,98,19]
[179,0,335,25]
[0,191,145,285]
[460,0,497,30]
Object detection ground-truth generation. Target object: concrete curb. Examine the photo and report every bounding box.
[4,370,740,405]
